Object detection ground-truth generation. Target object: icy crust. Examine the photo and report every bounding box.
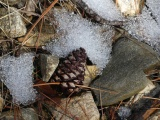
[0,53,36,105]
[82,0,124,21]
[45,9,114,71]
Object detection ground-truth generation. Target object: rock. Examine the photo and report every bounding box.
[1,0,20,5]
[0,7,27,38]
[90,37,160,106]
[47,91,100,120]
[128,81,155,104]
[25,0,37,16]
[40,54,59,82]
[0,108,39,120]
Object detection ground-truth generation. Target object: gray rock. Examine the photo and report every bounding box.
[47,91,100,120]
[90,37,160,106]
[0,7,27,38]
[0,108,38,120]
[40,54,59,82]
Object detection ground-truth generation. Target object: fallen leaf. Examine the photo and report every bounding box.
[84,65,99,86]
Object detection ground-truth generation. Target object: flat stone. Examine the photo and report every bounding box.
[0,7,26,38]
[90,37,160,106]
[40,54,59,82]
[47,91,100,120]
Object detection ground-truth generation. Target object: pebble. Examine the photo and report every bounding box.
[0,7,27,38]
[40,54,59,82]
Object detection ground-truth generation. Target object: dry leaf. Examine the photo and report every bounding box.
[84,65,99,86]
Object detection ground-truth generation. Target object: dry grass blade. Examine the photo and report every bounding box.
[22,0,58,46]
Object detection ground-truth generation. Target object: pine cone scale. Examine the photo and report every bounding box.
[51,47,87,95]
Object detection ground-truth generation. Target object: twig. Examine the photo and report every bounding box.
[22,0,58,46]
[33,82,117,94]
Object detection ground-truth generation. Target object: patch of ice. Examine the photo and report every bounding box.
[82,0,124,21]
[0,53,36,105]
[45,9,114,71]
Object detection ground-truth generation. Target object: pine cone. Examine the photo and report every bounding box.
[51,48,87,95]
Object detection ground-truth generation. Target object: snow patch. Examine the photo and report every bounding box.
[146,0,160,26]
[82,0,124,21]
[123,7,160,53]
[45,9,114,71]
[0,53,36,105]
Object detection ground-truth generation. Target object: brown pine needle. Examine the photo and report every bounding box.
[33,82,61,87]
[33,82,117,94]
[150,108,160,109]
[22,0,58,46]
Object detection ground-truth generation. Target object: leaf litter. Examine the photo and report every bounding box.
[0,0,160,119]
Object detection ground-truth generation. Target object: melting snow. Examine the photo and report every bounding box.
[0,53,36,105]
[82,0,123,21]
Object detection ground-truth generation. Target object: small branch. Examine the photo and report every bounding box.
[22,0,58,46]
[33,82,117,94]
